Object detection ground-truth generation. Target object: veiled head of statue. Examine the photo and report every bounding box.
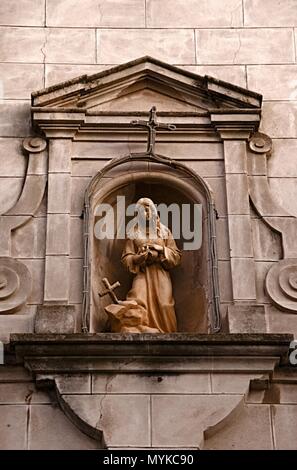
[135,197,157,221]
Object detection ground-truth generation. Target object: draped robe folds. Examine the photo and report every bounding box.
[121,230,181,333]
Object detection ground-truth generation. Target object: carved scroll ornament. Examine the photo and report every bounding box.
[0,137,47,314]
[248,132,297,313]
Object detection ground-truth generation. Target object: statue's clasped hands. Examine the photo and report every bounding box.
[133,244,164,266]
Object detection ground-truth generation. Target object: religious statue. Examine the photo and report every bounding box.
[102,198,181,333]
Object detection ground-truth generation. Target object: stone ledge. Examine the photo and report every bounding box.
[9,333,293,368]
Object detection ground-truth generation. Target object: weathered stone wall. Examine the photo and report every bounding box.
[0,365,100,449]
[1,361,297,450]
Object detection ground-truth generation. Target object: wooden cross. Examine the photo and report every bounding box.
[99,277,121,304]
[130,106,176,154]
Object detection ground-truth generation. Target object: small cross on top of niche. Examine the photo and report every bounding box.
[130,106,176,155]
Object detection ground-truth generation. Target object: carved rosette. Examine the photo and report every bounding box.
[248,132,272,154]
[265,259,297,312]
[23,136,47,153]
[0,257,32,313]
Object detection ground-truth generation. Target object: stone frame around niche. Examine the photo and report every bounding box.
[5,56,291,340]
[82,151,221,334]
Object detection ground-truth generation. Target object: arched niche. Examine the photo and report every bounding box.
[82,153,221,334]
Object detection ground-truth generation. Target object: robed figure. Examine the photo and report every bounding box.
[105,198,181,333]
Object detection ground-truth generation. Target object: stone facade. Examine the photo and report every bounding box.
[1,0,297,450]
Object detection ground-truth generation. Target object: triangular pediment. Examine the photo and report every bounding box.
[32,56,262,112]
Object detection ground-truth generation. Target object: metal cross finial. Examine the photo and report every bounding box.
[130,106,176,155]
[99,277,121,304]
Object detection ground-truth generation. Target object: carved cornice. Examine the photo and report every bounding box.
[31,56,262,110]
[11,333,293,372]
[210,110,261,140]
[30,57,262,139]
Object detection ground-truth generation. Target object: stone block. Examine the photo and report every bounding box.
[64,394,150,447]
[11,217,46,259]
[261,102,297,138]
[69,258,83,304]
[218,260,233,302]
[71,177,92,216]
[0,27,45,62]
[272,404,297,449]
[227,304,267,333]
[255,261,275,303]
[44,255,69,303]
[212,373,262,394]
[0,366,31,382]
[72,141,223,160]
[97,29,196,64]
[45,28,96,64]
[28,404,99,449]
[268,139,297,178]
[266,305,297,337]
[278,384,297,404]
[0,405,27,449]
[152,394,242,447]
[70,217,83,258]
[268,178,297,217]
[49,140,72,173]
[46,0,145,27]
[0,309,35,343]
[228,215,253,257]
[92,372,211,394]
[34,305,75,334]
[0,0,45,26]
[185,161,224,178]
[55,375,91,394]
[45,64,109,87]
[35,193,47,217]
[0,27,95,65]
[216,217,230,260]
[248,152,267,176]
[73,304,83,332]
[231,258,256,300]
[46,214,70,255]
[22,259,44,305]
[195,28,294,64]
[0,101,31,137]
[72,142,142,159]
[204,404,273,449]
[182,65,246,88]
[147,0,242,28]
[204,177,227,216]
[251,217,282,261]
[225,174,249,215]
[47,174,71,214]
[0,382,50,404]
[247,65,297,101]
[0,64,44,100]
[244,0,297,27]
[0,177,23,214]
[0,138,26,177]
[71,159,110,177]
[224,141,247,174]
